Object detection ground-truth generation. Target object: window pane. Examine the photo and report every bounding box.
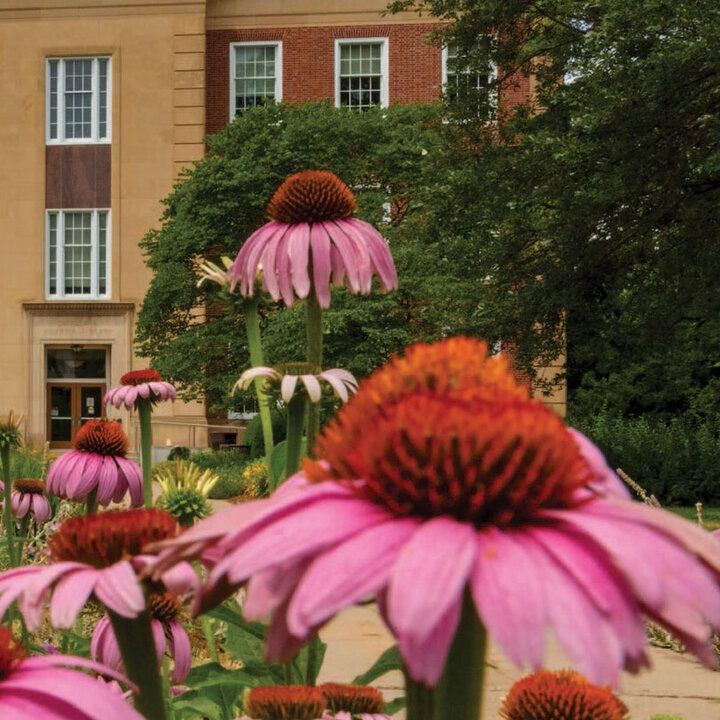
[338,43,383,111]
[48,61,59,139]
[48,57,111,142]
[48,213,57,295]
[98,212,107,295]
[47,348,107,379]
[233,45,277,114]
[63,212,92,295]
[98,58,108,138]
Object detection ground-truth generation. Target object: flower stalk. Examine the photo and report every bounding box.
[283,393,306,483]
[305,291,323,450]
[86,487,98,516]
[1,444,16,566]
[109,608,168,720]
[243,298,274,462]
[138,400,154,508]
[433,591,486,720]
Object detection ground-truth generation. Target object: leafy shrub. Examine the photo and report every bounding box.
[569,411,720,504]
[243,408,287,458]
[167,445,191,461]
[190,450,250,499]
[240,459,269,498]
[10,447,45,480]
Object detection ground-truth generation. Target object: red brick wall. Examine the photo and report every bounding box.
[206,24,444,135]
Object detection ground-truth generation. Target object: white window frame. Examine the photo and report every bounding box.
[229,41,283,119]
[46,57,111,144]
[334,38,389,110]
[45,209,111,300]
[441,42,497,119]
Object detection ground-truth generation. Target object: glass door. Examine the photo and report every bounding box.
[48,384,74,448]
[47,383,106,448]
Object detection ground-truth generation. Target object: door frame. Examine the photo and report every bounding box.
[46,382,107,449]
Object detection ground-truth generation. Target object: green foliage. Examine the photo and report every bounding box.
[387,0,720,413]
[243,408,287,458]
[10,448,44,480]
[570,411,720,504]
[189,450,250,499]
[650,716,683,720]
[160,488,211,526]
[208,599,327,687]
[239,459,269,498]
[167,445,191,461]
[136,101,464,411]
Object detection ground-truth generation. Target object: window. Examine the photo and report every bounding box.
[335,39,388,110]
[46,57,111,143]
[46,210,110,299]
[230,42,282,116]
[442,41,496,119]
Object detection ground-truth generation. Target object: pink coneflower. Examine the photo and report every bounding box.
[9,479,51,523]
[241,685,326,720]
[104,369,176,410]
[234,364,358,404]
[92,591,191,684]
[228,170,398,309]
[0,625,142,719]
[319,683,390,720]
[0,509,198,630]
[500,669,629,720]
[150,338,720,689]
[46,420,142,507]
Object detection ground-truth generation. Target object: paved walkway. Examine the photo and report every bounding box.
[317,604,720,719]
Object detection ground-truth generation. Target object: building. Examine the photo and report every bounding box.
[0,0,562,452]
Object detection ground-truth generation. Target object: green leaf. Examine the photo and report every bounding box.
[179,663,257,719]
[172,694,224,720]
[383,697,407,715]
[352,644,403,685]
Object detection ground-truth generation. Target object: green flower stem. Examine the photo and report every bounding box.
[433,591,487,720]
[137,400,154,508]
[200,615,219,663]
[162,656,175,720]
[305,292,323,451]
[86,488,98,516]
[17,516,29,565]
[305,634,321,686]
[1,444,16,567]
[243,299,274,462]
[108,609,167,720]
[404,593,486,720]
[404,670,435,720]
[283,394,306,482]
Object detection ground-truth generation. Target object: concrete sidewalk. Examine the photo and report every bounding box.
[317,604,720,719]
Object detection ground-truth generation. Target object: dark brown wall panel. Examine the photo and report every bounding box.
[45,145,111,209]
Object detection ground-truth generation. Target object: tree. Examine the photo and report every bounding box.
[389,0,720,417]
[136,101,487,411]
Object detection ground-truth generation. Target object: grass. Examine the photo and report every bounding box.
[667,506,720,531]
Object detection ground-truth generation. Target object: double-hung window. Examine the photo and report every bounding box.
[230,42,282,117]
[335,39,389,110]
[442,41,496,120]
[46,57,111,143]
[46,210,110,299]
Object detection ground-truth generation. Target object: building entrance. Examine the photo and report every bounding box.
[46,348,107,448]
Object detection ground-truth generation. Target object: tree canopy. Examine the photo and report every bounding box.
[389,0,720,419]
[136,102,493,411]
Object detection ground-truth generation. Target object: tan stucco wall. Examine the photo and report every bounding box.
[0,1,207,446]
[206,0,435,29]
